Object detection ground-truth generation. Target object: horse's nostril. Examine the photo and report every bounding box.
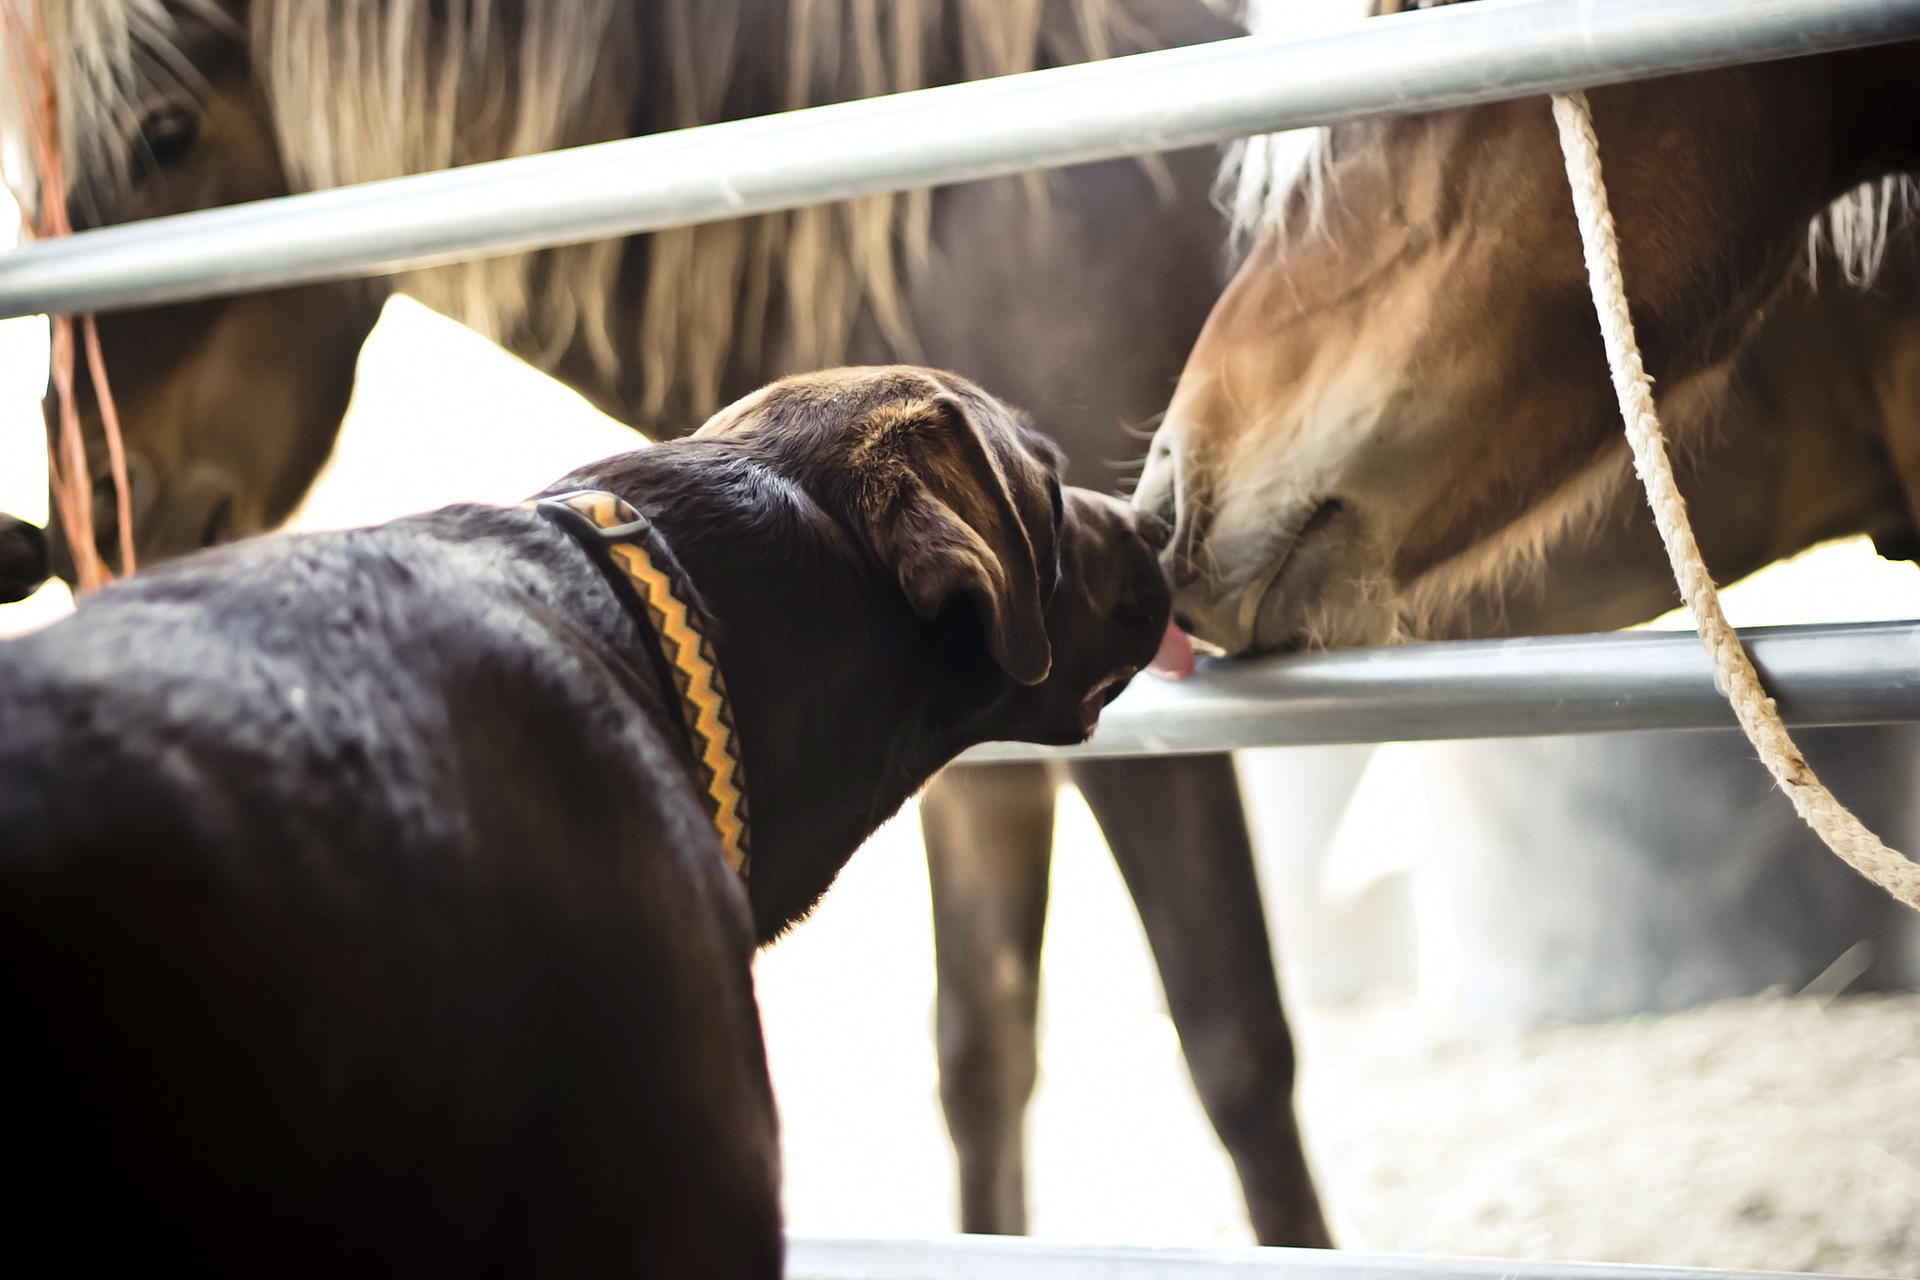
[199,496,234,549]
[1134,481,1176,530]
[1299,497,1346,539]
[1137,511,1173,552]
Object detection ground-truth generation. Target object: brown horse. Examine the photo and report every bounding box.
[1131,4,1920,1030]
[1135,7,1920,653]
[0,0,1334,1247]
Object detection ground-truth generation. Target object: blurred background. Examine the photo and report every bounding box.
[6,237,1920,1272]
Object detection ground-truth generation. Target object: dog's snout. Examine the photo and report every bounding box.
[0,513,50,604]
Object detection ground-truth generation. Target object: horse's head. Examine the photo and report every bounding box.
[1,2,384,600]
[1134,28,1920,654]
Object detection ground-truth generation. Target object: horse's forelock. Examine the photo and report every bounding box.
[1215,126,1329,260]
[1810,175,1920,290]
[1209,0,1377,261]
[1,0,228,215]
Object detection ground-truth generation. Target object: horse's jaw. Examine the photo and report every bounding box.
[1161,504,1401,657]
[1137,360,1409,657]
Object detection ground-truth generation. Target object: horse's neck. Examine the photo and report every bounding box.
[1427,244,1920,642]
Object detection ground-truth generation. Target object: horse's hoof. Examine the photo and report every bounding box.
[0,515,50,604]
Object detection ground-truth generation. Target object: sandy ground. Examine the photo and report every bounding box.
[758,783,1920,1276]
[1297,995,1920,1276]
[6,299,1920,1273]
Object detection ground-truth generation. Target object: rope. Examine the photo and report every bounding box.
[0,0,135,589]
[1549,90,1920,911]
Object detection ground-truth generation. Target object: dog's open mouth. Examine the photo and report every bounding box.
[1077,667,1138,736]
[1078,624,1193,736]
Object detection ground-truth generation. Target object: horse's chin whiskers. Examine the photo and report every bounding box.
[1397,443,1631,637]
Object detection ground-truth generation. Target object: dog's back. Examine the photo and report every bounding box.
[0,507,780,1278]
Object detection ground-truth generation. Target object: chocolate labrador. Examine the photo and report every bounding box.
[0,367,1171,1279]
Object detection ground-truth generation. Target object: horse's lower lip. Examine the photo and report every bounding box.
[1233,498,1340,650]
[1239,496,1352,653]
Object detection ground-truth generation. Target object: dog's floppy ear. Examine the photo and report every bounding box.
[851,392,1053,685]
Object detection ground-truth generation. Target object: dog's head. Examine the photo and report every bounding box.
[694,367,1170,740]
[562,366,1170,935]
[1009,485,1173,743]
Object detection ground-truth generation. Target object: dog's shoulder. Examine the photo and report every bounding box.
[0,506,741,922]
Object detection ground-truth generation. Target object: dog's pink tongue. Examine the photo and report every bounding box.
[1147,620,1195,681]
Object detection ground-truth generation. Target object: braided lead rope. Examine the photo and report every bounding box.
[1549,90,1920,911]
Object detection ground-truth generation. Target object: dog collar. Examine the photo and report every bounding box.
[530,490,751,881]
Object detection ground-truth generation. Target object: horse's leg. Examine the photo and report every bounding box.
[1068,753,1332,1248]
[920,761,1057,1235]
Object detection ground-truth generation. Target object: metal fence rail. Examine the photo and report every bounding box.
[3,0,1917,317]
[961,622,1920,761]
[787,1236,1848,1279]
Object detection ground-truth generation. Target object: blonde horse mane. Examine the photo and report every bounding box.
[1219,1,1919,286]
[1225,128,1919,295]
[18,0,1148,430]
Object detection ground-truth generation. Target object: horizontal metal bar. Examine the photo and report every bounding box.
[4,0,1917,317]
[961,622,1920,760]
[787,1236,1844,1280]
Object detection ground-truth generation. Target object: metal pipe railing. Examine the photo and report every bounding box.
[3,0,1917,317]
[961,622,1920,761]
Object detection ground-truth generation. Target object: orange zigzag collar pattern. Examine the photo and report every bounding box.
[530,490,752,880]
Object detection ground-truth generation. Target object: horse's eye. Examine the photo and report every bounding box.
[135,103,198,174]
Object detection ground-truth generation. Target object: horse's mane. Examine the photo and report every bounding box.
[1218,0,1919,288]
[1210,0,1357,258]
[1223,129,1919,291]
[22,0,1159,430]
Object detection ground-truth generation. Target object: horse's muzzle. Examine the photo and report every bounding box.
[0,514,50,604]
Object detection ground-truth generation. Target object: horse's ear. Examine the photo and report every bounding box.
[850,393,1053,685]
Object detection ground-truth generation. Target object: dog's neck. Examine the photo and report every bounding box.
[555,442,1015,942]
[531,489,754,878]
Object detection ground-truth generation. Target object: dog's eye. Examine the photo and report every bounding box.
[133,102,199,177]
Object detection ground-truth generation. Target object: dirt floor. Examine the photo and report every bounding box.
[1295,994,1920,1277]
[760,793,1920,1275]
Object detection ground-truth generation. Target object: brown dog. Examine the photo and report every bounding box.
[0,367,1170,1278]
